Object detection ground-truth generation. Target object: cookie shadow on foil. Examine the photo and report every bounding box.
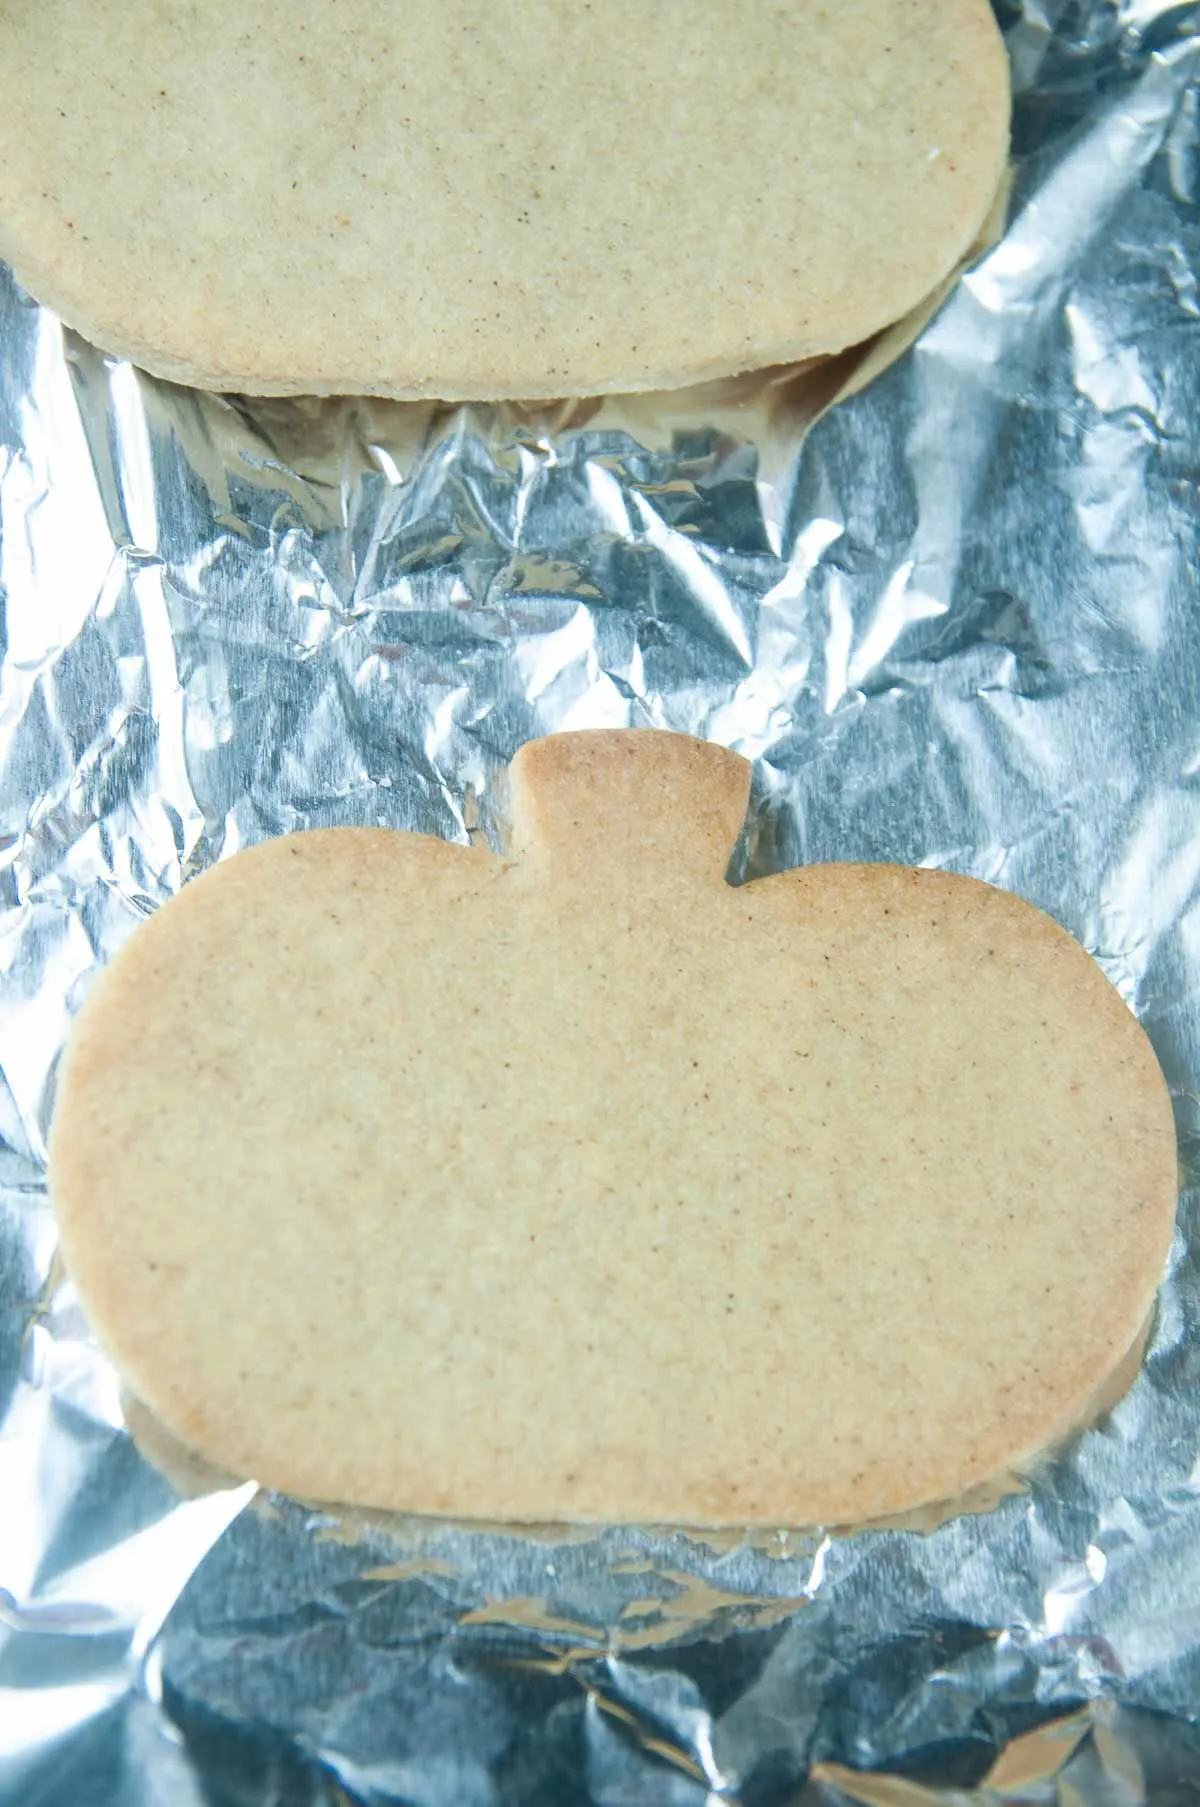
[104,170,1012,518]
[119,1292,1152,1654]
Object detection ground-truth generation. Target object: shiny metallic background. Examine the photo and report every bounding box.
[2,4,1200,1801]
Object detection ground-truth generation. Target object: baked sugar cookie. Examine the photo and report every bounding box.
[49,732,1176,1526]
[0,2,1009,398]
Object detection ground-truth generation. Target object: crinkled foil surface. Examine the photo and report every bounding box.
[4,4,1200,1802]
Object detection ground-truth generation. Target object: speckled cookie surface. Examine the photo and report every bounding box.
[48,731,1176,1526]
[0,1,1009,398]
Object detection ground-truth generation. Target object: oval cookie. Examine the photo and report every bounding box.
[0,1,1009,398]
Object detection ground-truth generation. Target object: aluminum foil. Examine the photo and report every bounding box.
[3,3,1200,1800]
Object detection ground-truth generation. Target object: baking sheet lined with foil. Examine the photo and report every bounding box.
[3,2,1200,1801]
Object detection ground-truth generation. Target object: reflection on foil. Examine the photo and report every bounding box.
[3,3,1200,1802]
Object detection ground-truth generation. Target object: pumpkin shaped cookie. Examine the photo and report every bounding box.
[49,731,1176,1526]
